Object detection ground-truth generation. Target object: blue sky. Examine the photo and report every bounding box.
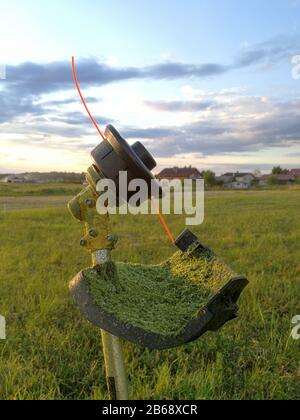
[0,0,300,174]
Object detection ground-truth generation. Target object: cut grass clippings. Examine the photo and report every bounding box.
[85,248,237,336]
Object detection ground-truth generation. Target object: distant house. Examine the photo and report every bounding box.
[276,174,295,184]
[157,167,202,181]
[218,172,255,189]
[24,173,65,183]
[259,174,296,186]
[259,175,270,186]
[4,172,85,184]
[218,173,235,184]
[4,175,25,183]
[289,169,300,178]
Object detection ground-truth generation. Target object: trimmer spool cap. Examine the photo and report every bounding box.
[91,125,159,200]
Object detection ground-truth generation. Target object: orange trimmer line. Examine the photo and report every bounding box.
[72,57,106,141]
[71,56,175,243]
[151,199,175,243]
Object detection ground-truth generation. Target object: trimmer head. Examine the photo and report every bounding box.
[91,125,160,200]
[69,230,248,350]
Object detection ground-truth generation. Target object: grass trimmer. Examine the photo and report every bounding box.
[68,125,248,399]
[68,58,248,400]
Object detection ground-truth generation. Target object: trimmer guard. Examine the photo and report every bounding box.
[70,232,248,350]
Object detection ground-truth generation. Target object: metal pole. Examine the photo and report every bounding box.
[92,250,129,401]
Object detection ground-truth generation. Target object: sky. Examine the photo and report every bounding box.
[0,0,300,175]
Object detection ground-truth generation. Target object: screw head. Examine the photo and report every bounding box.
[85,198,95,208]
[89,229,98,238]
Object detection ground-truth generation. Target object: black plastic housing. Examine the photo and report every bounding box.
[91,125,159,201]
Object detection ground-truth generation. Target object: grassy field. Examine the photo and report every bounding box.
[0,182,82,197]
[0,188,299,400]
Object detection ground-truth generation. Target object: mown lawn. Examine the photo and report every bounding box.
[0,190,299,400]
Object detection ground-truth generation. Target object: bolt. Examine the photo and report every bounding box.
[85,198,95,208]
[80,239,87,247]
[89,229,98,238]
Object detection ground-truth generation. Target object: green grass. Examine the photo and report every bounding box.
[0,183,82,197]
[0,190,299,400]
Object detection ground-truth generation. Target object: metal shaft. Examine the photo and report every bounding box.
[92,250,129,401]
[101,331,128,400]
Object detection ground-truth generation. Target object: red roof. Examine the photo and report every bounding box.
[289,169,300,177]
[158,167,201,178]
[276,174,295,181]
[260,174,295,182]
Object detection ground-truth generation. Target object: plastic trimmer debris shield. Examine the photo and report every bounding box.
[70,230,248,349]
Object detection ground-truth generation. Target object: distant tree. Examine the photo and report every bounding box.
[267,175,280,186]
[201,170,217,187]
[253,169,262,178]
[272,166,289,175]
